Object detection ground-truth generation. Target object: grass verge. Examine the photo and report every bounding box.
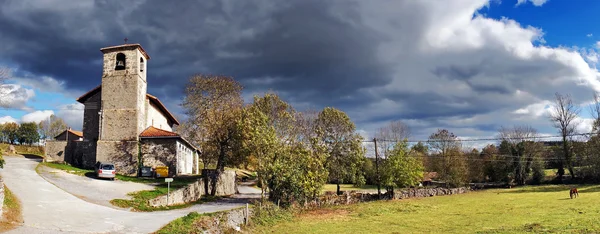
[156,212,212,234]
[110,191,219,212]
[252,185,600,233]
[0,185,23,232]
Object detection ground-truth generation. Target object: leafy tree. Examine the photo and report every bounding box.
[2,122,19,144]
[381,140,424,195]
[182,74,243,196]
[39,115,68,139]
[498,126,542,185]
[18,122,39,145]
[549,92,580,180]
[427,129,468,187]
[315,107,365,195]
[466,148,485,183]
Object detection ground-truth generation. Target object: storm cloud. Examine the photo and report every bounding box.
[1,0,599,142]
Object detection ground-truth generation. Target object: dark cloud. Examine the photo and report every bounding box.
[1,0,599,141]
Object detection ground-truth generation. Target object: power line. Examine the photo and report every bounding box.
[362,132,597,143]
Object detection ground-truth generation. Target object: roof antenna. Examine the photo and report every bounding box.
[124,37,128,44]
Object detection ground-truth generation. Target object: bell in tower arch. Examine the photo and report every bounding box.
[115,53,126,70]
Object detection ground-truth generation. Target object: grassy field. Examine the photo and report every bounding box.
[0,143,44,157]
[252,185,600,233]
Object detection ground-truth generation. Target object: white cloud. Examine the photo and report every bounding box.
[21,110,54,123]
[588,34,594,38]
[0,116,18,124]
[55,103,84,130]
[516,0,549,7]
[0,84,35,110]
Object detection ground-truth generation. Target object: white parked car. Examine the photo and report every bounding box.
[95,162,116,180]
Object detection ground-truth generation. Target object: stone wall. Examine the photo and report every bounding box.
[82,91,101,141]
[308,187,470,208]
[140,138,177,176]
[192,207,252,233]
[71,141,97,169]
[44,140,68,163]
[148,170,237,207]
[96,140,139,176]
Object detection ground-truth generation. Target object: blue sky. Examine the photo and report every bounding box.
[482,0,599,48]
[1,0,600,148]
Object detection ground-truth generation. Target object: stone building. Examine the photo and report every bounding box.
[46,43,199,177]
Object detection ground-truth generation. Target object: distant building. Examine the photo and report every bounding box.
[54,128,83,141]
[45,43,199,177]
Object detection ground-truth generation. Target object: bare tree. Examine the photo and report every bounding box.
[550,92,580,180]
[590,92,600,136]
[375,120,411,158]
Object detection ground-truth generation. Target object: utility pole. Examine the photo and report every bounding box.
[374,138,381,198]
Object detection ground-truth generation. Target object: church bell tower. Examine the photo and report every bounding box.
[95,43,150,175]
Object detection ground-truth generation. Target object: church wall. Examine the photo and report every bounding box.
[82,91,101,141]
[146,101,172,132]
[140,138,178,177]
[96,140,139,176]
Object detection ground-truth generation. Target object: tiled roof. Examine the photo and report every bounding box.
[68,129,83,137]
[76,85,180,125]
[139,126,180,138]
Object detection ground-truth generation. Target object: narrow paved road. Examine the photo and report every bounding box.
[0,156,252,234]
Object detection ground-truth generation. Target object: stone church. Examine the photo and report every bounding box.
[46,43,199,177]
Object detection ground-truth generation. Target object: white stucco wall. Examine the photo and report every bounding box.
[145,100,172,132]
[176,141,194,174]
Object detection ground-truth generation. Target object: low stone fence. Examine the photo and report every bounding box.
[308,187,470,208]
[192,207,253,233]
[148,170,238,207]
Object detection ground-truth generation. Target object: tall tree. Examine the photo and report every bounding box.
[2,122,19,144]
[182,74,243,196]
[381,140,424,195]
[549,92,580,180]
[498,126,542,185]
[39,115,68,139]
[238,93,296,199]
[427,129,468,187]
[18,122,39,145]
[315,107,365,195]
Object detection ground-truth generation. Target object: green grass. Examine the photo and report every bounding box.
[40,162,92,176]
[321,184,378,193]
[156,212,212,234]
[111,191,218,212]
[0,143,44,157]
[252,185,600,233]
[0,185,23,232]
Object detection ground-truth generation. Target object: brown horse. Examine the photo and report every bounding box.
[570,188,579,199]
